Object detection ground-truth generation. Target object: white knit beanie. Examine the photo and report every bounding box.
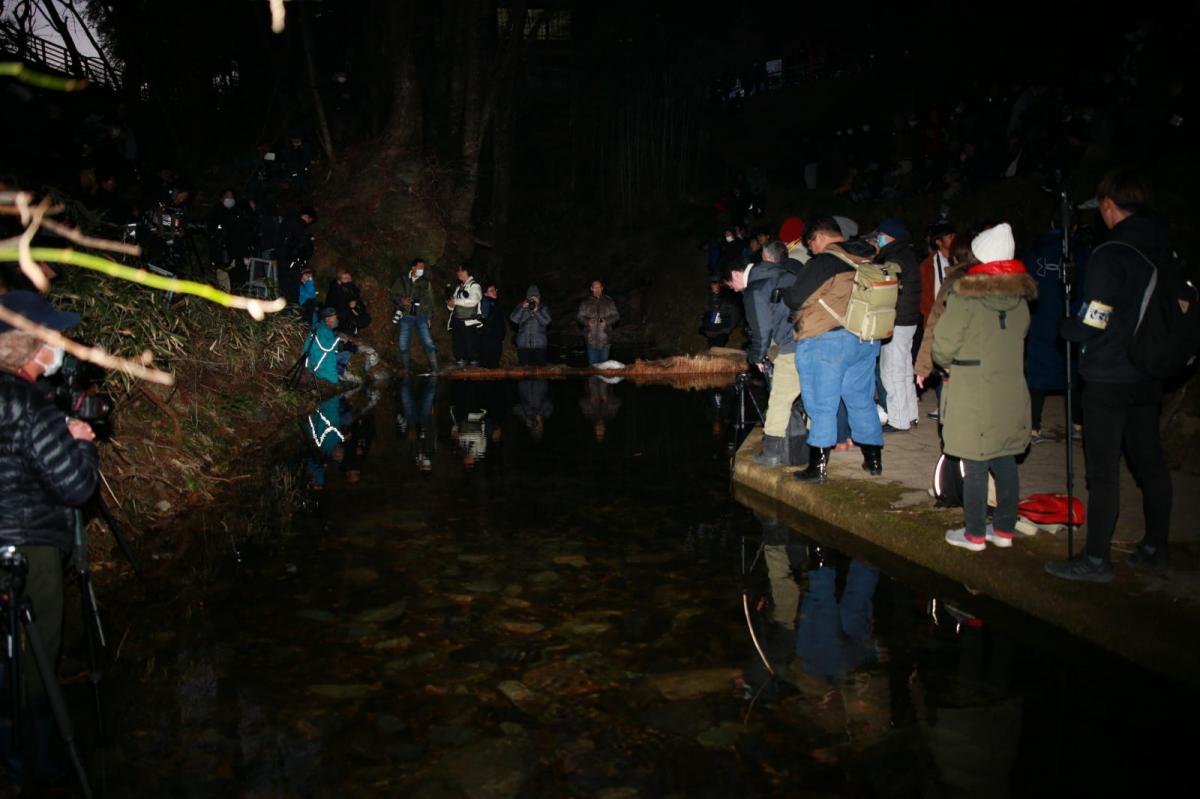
[970,222,1015,263]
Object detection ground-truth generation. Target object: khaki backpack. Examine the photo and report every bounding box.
[819,244,900,341]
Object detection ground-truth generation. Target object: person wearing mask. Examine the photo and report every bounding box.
[699,279,741,348]
[577,279,619,364]
[783,217,885,483]
[298,268,318,326]
[302,307,349,384]
[933,223,1036,552]
[478,283,507,368]
[324,269,371,337]
[447,264,483,367]
[510,284,552,365]
[0,292,99,784]
[871,218,922,432]
[1045,168,1174,581]
[274,205,316,307]
[206,188,255,271]
[390,258,438,374]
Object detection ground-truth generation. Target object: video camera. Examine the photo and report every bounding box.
[49,355,114,434]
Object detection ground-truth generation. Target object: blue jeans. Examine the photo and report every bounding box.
[587,347,609,364]
[795,328,883,448]
[398,315,436,357]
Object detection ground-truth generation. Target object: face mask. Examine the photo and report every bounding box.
[875,234,888,249]
[413,269,424,278]
[222,198,236,209]
[38,345,65,376]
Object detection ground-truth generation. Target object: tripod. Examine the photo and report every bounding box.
[1,547,94,798]
[1055,173,1079,557]
[284,330,316,390]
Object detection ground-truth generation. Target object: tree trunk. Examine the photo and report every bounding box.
[380,0,423,157]
[36,0,85,76]
[299,1,336,170]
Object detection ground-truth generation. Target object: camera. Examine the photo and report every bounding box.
[526,298,538,311]
[49,355,114,432]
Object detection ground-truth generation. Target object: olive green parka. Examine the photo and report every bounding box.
[932,262,1037,460]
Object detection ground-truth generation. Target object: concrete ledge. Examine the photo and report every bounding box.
[733,426,1200,687]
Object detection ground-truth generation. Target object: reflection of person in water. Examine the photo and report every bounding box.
[514,378,553,442]
[304,395,346,490]
[703,385,735,443]
[578,376,621,442]
[451,380,489,468]
[397,376,437,474]
[794,558,880,679]
[339,394,377,484]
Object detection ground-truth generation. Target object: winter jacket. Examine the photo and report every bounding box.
[743,259,801,360]
[510,295,551,350]
[1060,214,1167,384]
[304,323,341,384]
[700,289,741,341]
[0,371,98,553]
[784,241,876,341]
[914,264,968,379]
[1024,229,1089,391]
[933,263,1036,460]
[451,278,484,326]
[877,237,921,326]
[325,280,371,336]
[576,294,619,348]
[390,271,436,318]
[298,278,317,308]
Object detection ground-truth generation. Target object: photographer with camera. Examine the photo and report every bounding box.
[390,258,438,374]
[509,285,551,366]
[446,264,483,368]
[274,206,317,309]
[0,292,99,784]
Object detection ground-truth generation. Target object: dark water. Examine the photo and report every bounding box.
[70,378,1196,797]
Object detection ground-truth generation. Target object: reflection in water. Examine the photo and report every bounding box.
[513,377,553,442]
[397,376,437,473]
[88,378,1196,798]
[579,375,622,441]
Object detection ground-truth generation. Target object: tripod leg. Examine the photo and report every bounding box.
[17,603,93,799]
[93,497,144,584]
[77,571,107,744]
[5,599,21,755]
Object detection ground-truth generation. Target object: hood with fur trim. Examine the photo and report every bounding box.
[953,261,1037,311]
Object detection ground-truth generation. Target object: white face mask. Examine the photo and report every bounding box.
[413,269,424,278]
[38,345,65,376]
[222,197,236,209]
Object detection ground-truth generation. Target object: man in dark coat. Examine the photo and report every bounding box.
[274,206,316,305]
[872,218,922,432]
[1046,167,1173,582]
[699,279,741,348]
[324,268,371,337]
[0,292,98,780]
[478,283,507,368]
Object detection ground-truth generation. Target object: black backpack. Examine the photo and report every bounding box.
[931,452,966,507]
[1121,243,1200,379]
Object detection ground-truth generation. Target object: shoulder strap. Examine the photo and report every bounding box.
[1095,240,1158,331]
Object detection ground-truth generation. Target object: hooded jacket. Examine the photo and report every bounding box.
[0,371,98,552]
[510,285,551,350]
[1060,214,1167,383]
[933,262,1037,460]
[743,258,801,360]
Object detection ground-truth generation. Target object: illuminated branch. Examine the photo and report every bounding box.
[0,61,89,91]
[15,194,51,291]
[269,0,286,33]
[0,304,173,386]
[0,247,287,320]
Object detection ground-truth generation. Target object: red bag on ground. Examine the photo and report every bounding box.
[1017,493,1086,526]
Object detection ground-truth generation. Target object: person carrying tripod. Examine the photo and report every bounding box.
[0,292,99,786]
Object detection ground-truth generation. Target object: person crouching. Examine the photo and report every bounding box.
[933,223,1036,551]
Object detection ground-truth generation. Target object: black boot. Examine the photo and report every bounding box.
[753,435,787,467]
[787,436,809,467]
[795,446,831,484]
[861,444,883,475]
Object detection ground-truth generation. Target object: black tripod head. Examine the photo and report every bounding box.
[0,545,29,596]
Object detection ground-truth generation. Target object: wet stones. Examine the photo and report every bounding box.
[496,620,545,635]
[646,668,740,700]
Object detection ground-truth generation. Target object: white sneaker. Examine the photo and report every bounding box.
[876,404,889,425]
[985,527,1013,548]
[945,526,986,552]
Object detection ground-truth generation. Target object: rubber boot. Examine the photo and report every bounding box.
[787,435,809,467]
[795,446,831,484]
[861,444,883,475]
[752,435,787,467]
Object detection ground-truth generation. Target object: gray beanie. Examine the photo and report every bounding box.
[526,284,540,298]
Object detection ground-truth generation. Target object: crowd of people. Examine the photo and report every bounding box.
[716,165,1184,583]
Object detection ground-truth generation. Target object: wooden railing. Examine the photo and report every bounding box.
[0,20,120,90]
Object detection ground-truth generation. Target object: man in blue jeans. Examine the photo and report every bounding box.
[390,258,439,374]
[783,217,885,483]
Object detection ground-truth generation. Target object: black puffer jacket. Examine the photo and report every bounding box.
[877,237,922,326]
[0,371,98,552]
